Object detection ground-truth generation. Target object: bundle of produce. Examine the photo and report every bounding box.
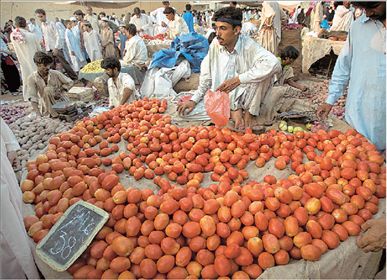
[21,98,385,279]
[0,103,31,124]
[81,60,104,74]
[9,115,73,171]
[143,34,166,41]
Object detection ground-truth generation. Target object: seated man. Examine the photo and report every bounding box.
[121,23,148,84]
[178,7,281,129]
[101,57,138,109]
[26,51,73,117]
[163,7,189,39]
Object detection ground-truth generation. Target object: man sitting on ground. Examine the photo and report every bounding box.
[101,57,138,109]
[163,7,189,39]
[26,51,73,117]
[178,7,281,129]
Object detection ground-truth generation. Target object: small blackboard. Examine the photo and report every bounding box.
[36,200,109,272]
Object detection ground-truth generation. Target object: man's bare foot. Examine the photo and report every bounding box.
[243,111,255,128]
[231,109,244,130]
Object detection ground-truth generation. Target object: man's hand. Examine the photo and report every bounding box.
[316,103,333,120]
[356,216,386,253]
[178,100,196,116]
[216,77,241,93]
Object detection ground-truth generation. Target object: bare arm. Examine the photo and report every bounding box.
[120,87,132,105]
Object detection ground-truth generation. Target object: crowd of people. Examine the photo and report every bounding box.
[0,2,386,277]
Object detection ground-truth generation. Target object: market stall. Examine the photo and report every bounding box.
[17,98,386,279]
[302,35,345,74]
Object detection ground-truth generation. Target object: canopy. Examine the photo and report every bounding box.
[55,1,137,9]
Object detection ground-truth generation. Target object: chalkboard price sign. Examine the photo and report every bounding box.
[36,200,109,272]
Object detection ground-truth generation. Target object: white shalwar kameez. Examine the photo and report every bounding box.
[108,73,139,108]
[258,1,287,55]
[191,36,281,116]
[84,29,103,61]
[10,28,41,101]
[0,117,40,279]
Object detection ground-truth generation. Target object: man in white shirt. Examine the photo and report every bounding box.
[10,16,41,101]
[163,7,189,39]
[122,24,148,66]
[83,22,102,61]
[84,6,100,33]
[178,7,281,129]
[130,7,152,35]
[121,24,148,84]
[150,1,171,35]
[35,8,77,80]
[101,57,138,108]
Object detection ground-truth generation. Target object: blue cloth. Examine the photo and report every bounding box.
[182,11,195,33]
[119,33,127,57]
[0,37,8,52]
[150,32,209,73]
[327,14,386,151]
[65,28,85,60]
[320,19,330,30]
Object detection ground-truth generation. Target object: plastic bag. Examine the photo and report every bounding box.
[204,90,230,127]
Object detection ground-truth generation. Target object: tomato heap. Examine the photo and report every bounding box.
[22,98,386,279]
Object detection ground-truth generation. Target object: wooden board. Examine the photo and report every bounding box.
[36,201,109,272]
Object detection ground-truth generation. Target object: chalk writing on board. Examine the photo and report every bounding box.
[36,201,109,272]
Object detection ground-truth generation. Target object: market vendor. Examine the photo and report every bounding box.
[178,7,281,129]
[317,1,386,151]
[26,51,74,117]
[101,57,138,109]
[163,7,189,39]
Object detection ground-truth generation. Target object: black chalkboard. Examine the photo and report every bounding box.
[36,200,109,272]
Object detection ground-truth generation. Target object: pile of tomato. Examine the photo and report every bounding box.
[21,98,386,279]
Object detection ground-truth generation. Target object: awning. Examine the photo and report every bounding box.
[55,1,137,9]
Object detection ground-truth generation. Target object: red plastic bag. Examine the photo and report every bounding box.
[204,90,230,127]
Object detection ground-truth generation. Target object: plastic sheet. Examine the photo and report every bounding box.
[204,90,230,127]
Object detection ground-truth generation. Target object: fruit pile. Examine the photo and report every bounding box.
[81,60,104,74]
[21,98,386,279]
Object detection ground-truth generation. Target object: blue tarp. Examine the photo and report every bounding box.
[150,32,209,73]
